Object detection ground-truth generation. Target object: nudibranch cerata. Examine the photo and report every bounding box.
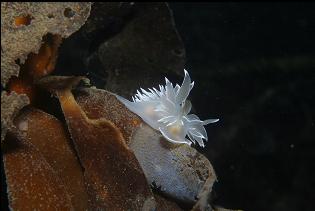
[116,70,219,147]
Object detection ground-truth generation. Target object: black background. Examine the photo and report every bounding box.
[169,3,315,211]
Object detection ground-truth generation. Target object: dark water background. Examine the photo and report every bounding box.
[169,3,315,211]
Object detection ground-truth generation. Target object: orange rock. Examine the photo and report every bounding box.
[7,77,35,103]
[25,34,62,80]
[14,15,32,26]
[8,34,62,104]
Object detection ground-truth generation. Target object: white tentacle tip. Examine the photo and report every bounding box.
[116,69,219,147]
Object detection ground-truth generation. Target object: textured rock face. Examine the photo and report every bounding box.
[1,2,91,143]
[1,92,29,143]
[1,2,91,85]
[1,2,91,210]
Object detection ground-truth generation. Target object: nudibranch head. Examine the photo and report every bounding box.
[116,69,219,147]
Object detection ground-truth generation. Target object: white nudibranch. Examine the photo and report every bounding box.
[116,69,219,147]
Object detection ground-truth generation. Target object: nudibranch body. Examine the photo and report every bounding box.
[116,70,219,147]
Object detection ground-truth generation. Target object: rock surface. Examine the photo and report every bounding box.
[1,92,29,142]
[1,2,91,86]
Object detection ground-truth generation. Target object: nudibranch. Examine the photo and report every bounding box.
[116,70,219,147]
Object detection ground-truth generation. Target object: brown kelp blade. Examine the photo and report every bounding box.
[73,87,142,144]
[154,193,183,211]
[39,76,156,210]
[2,131,73,210]
[14,107,89,210]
